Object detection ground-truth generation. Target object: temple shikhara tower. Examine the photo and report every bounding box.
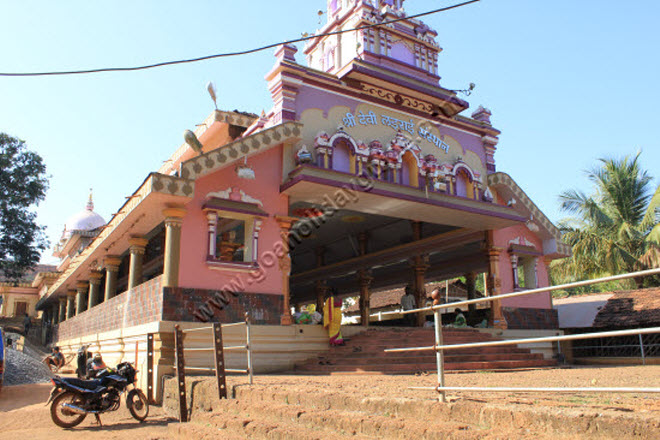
[27,0,570,396]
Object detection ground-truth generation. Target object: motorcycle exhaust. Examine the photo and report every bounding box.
[62,403,99,415]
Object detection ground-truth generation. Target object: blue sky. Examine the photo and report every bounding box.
[1,0,658,264]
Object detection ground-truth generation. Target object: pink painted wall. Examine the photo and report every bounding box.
[177,146,289,295]
[492,224,552,309]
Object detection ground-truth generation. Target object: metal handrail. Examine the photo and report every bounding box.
[412,387,660,394]
[384,268,660,402]
[385,327,660,353]
[374,268,660,319]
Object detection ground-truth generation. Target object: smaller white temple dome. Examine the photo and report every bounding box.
[63,193,106,238]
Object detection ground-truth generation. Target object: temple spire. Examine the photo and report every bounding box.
[87,188,94,211]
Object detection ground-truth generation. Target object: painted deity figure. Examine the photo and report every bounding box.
[323,294,344,346]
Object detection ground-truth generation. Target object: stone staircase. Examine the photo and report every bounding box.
[293,327,557,374]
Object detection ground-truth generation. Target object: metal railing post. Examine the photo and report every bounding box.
[212,323,228,399]
[434,309,446,403]
[246,312,253,385]
[174,325,188,422]
[639,334,646,365]
[147,333,154,404]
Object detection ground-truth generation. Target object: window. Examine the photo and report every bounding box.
[204,198,267,272]
[216,218,246,262]
[510,253,538,290]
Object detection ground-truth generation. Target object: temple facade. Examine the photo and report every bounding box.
[33,0,569,392]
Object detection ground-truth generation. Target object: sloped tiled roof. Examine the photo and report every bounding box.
[0,264,58,284]
[592,287,660,328]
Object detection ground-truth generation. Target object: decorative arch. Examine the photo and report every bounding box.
[455,168,473,198]
[330,131,362,174]
[400,150,419,187]
[451,162,476,181]
[328,131,359,154]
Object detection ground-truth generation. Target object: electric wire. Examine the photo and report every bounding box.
[0,0,479,77]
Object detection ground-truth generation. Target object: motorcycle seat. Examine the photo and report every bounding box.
[61,377,104,391]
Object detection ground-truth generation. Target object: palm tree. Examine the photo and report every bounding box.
[552,153,660,289]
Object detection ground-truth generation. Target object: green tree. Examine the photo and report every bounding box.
[0,133,49,281]
[552,153,660,289]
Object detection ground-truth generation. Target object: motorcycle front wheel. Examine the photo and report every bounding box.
[126,389,149,422]
[50,392,88,428]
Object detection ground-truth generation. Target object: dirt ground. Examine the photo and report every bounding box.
[1,366,659,439]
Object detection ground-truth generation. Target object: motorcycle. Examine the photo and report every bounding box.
[46,361,149,428]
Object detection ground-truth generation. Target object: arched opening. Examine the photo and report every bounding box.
[400,151,419,187]
[332,140,353,173]
[455,168,474,199]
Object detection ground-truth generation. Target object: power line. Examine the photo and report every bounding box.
[0,0,480,77]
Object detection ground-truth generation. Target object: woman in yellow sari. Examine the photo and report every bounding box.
[323,294,344,346]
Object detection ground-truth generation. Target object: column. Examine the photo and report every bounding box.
[465,272,477,314]
[66,290,76,319]
[357,232,373,327]
[75,281,88,315]
[87,271,103,309]
[485,230,506,329]
[275,215,298,325]
[50,303,58,325]
[411,221,429,327]
[162,207,186,288]
[358,270,373,327]
[510,254,519,288]
[58,297,67,323]
[103,256,122,302]
[315,247,327,314]
[128,237,149,290]
[205,211,218,258]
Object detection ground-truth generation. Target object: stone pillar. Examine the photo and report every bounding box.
[486,230,506,329]
[58,297,67,323]
[465,272,477,314]
[315,247,327,315]
[162,207,186,288]
[357,232,373,327]
[275,215,298,326]
[52,303,60,325]
[103,256,122,302]
[128,237,149,290]
[410,221,429,327]
[87,271,103,309]
[358,270,373,327]
[66,290,76,319]
[75,281,88,315]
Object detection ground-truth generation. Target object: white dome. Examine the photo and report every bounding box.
[63,195,106,237]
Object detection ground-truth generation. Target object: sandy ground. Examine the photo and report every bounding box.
[1,366,659,439]
[0,384,174,440]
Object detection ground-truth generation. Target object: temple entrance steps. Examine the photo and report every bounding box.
[292,327,557,374]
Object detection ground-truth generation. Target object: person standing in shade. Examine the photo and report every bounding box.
[23,313,31,336]
[400,285,417,326]
[323,289,345,346]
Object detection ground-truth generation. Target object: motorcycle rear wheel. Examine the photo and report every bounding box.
[50,392,87,428]
[126,389,149,422]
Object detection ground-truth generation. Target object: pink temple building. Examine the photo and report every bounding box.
[33,0,570,395]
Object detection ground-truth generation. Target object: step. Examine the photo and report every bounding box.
[172,388,488,440]
[295,359,557,373]
[303,353,546,367]
[322,346,534,357]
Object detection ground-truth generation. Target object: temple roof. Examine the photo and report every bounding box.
[62,193,106,239]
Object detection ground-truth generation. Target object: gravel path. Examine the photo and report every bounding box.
[4,333,54,386]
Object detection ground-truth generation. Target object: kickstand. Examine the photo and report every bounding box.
[94,414,103,428]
